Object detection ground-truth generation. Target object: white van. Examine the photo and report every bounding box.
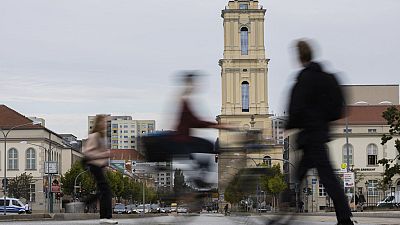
[0,197,26,214]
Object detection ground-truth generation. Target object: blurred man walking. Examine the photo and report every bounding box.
[286,40,353,225]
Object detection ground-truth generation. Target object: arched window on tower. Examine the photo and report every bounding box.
[263,156,272,168]
[241,81,249,112]
[240,27,248,55]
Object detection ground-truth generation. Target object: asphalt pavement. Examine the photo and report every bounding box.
[2,214,399,225]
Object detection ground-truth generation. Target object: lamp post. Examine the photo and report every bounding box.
[74,170,88,201]
[20,141,58,213]
[1,121,39,215]
[365,181,369,208]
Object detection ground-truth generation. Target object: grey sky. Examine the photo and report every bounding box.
[1,0,399,139]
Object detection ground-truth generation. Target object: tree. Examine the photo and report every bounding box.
[379,106,400,186]
[260,164,287,211]
[8,172,33,201]
[106,170,124,202]
[61,162,95,198]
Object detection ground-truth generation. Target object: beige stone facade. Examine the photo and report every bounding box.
[288,105,400,212]
[343,84,399,105]
[217,0,283,201]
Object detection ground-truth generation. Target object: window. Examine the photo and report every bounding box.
[343,128,352,133]
[124,130,128,133]
[368,129,377,133]
[239,3,248,9]
[26,148,36,170]
[124,136,128,138]
[29,183,36,202]
[263,156,272,167]
[367,180,378,196]
[367,144,378,165]
[319,184,327,197]
[240,27,249,55]
[342,144,353,165]
[124,125,128,128]
[241,81,249,112]
[8,148,18,170]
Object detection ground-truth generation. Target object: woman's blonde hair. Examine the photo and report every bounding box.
[91,115,107,137]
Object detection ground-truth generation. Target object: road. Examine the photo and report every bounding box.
[3,214,400,225]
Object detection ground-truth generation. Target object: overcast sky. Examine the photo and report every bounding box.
[1,0,399,139]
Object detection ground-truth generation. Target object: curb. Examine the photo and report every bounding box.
[0,214,52,222]
[0,213,166,222]
[230,211,400,219]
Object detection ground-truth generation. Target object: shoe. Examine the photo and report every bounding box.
[337,220,355,225]
[99,218,118,224]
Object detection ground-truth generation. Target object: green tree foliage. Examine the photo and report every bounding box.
[379,106,400,185]
[8,172,33,200]
[260,164,286,194]
[62,162,158,203]
[61,162,95,197]
[224,176,244,204]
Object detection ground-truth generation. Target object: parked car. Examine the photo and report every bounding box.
[177,206,188,214]
[170,203,177,212]
[0,198,26,214]
[136,204,150,214]
[150,204,160,213]
[377,192,400,208]
[126,204,136,214]
[113,204,126,214]
[163,207,171,213]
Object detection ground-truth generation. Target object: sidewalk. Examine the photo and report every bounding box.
[230,211,400,218]
[0,213,165,222]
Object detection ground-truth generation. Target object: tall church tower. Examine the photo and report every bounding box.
[217,0,282,200]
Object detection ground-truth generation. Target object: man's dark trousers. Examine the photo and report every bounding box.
[296,141,352,222]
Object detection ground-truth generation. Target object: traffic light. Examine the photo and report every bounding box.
[214,154,219,163]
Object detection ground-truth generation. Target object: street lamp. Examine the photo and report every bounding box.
[0,121,40,215]
[364,181,369,208]
[20,141,59,213]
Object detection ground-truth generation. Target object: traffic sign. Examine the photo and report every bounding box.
[44,161,58,174]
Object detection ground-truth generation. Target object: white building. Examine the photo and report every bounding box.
[271,116,288,145]
[0,105,83,212]
[288,105,400,212]
[88,115,155,153]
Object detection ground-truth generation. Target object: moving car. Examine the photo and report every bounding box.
[0,198,26,214]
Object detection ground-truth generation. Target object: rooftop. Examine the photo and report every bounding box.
[334,105,400,125]
[0,105,43,130]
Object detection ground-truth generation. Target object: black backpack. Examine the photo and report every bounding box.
[321,72,345,121]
